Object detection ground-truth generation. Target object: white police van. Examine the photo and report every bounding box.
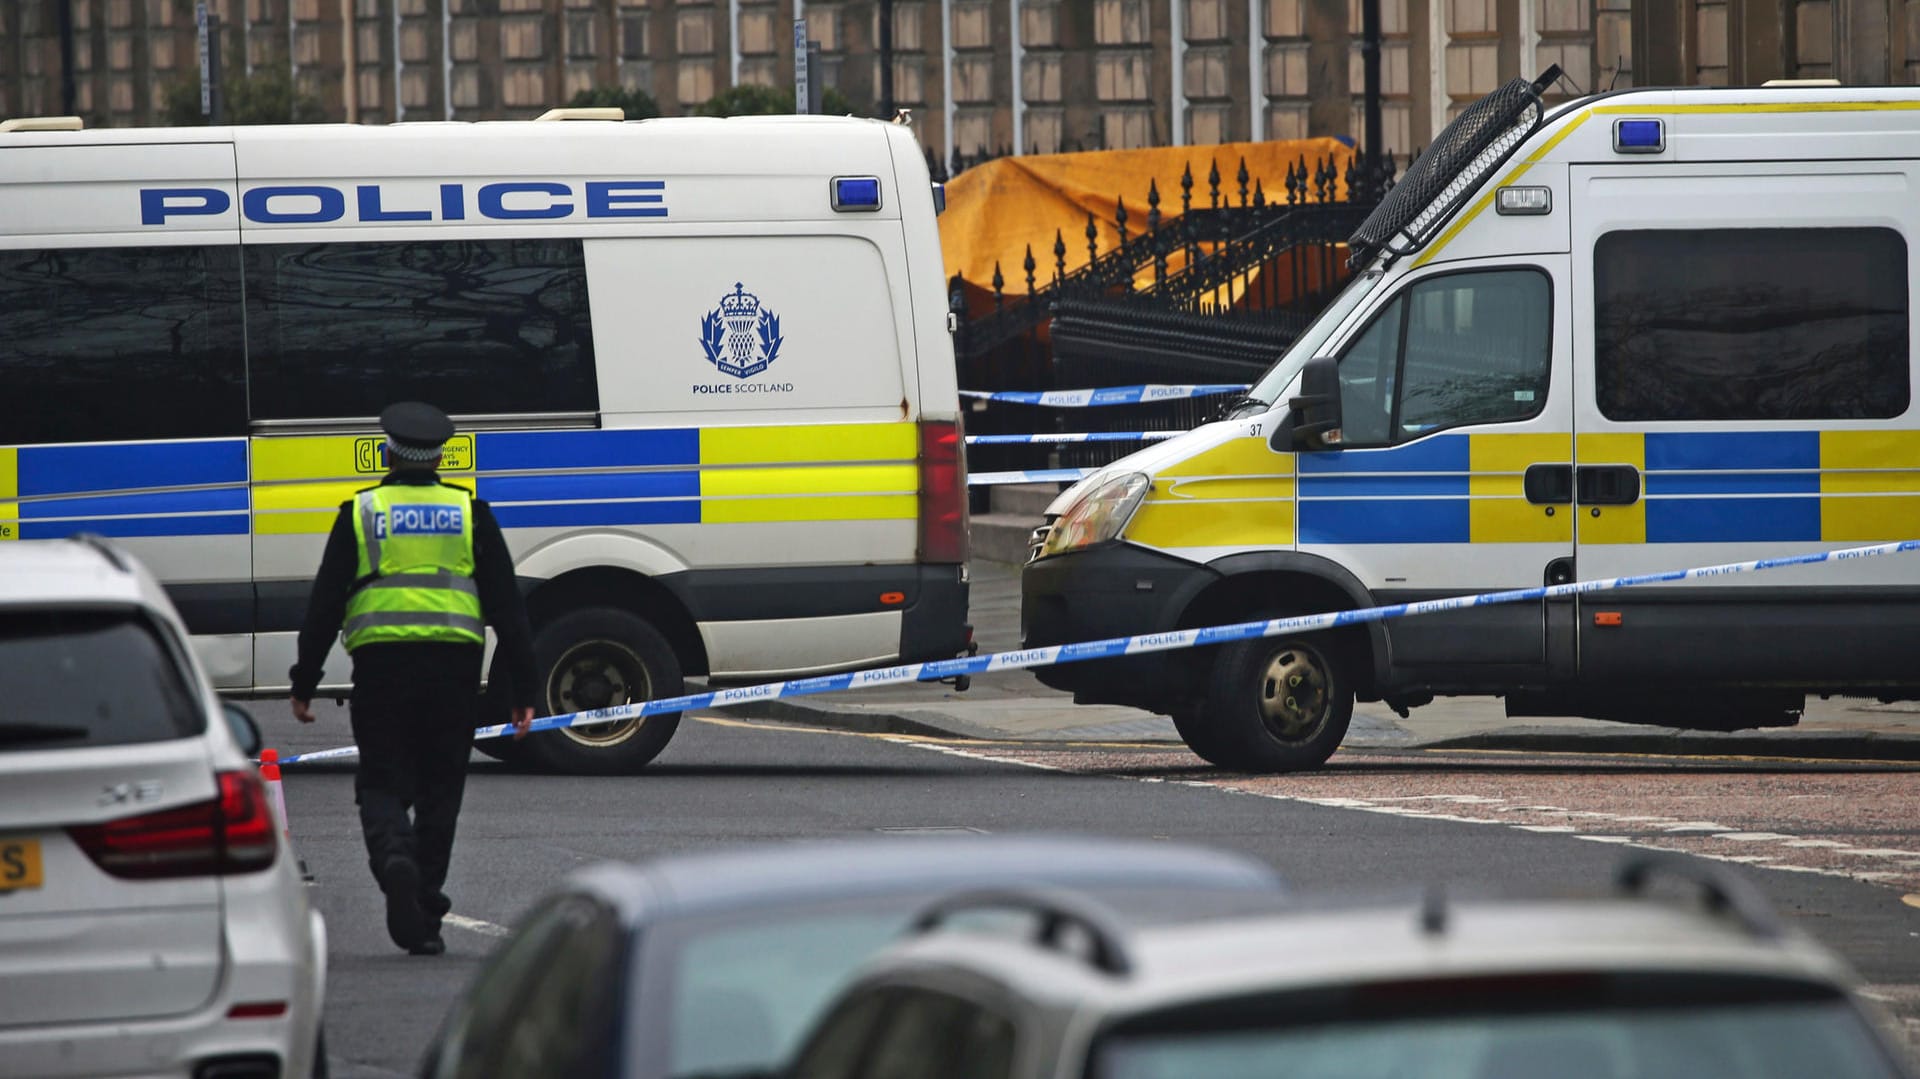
[0,110,969,773]
[1022,72,1920,772]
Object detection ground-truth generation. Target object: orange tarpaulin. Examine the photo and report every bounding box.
[938,137,1359,305]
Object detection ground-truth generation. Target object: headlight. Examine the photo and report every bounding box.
[1040,472,1149,558]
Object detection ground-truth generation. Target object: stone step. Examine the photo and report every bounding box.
[988,482,1070,519]
[970,513,1042,566]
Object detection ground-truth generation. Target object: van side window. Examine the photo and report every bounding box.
[0,245,246,445]
[1333,268,1552,446]
[1594,228,1909,421]
[245,238,599,421]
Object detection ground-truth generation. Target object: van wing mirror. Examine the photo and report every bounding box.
[1272,355,1344,452]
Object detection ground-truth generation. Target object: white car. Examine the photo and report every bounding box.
[0,537,327,1078]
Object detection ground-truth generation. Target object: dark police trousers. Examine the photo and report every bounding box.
[348,668,479,934]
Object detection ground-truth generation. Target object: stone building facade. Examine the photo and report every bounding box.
[0,1,1909,168]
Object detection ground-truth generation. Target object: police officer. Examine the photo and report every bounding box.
[289,402,538,956]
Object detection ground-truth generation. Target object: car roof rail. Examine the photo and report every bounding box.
[1613,850,1783,941]
[69,532,130,573]
[909,887,1134,977]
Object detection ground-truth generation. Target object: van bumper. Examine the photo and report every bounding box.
[899,563,971,662]
[1021,544,1217,711]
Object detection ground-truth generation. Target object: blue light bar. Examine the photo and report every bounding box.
[832,176,883,212]
[1613,118,1664,154]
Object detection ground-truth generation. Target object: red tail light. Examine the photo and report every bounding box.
[70,771,278,879]
[918,420,969,564]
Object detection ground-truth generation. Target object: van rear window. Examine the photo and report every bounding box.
[1594,228,1909,422]
[245,238,599,421]
[0,610,205,751]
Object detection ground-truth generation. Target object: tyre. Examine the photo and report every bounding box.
[1170,707,1234,767]
[521,608,683,775]
[312,1025,329,1079]
[1198,631,1353,773]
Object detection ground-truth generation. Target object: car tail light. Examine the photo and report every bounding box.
[70,771,278,879]
[918,419,969,564]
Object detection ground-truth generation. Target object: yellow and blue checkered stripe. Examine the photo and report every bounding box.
[0,441,250,540]
[1297,434,1573,544]
[0,424,918,540]
[254,423,918,534]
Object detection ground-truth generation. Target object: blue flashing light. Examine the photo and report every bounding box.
[1614,118,1664,153]
[931,182,947,215]
[832,176,883,211]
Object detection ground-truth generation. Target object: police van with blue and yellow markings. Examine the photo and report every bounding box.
[1022,70,1920,772]
[0,109,969,773]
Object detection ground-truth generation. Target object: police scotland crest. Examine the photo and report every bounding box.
[700,283,783,379]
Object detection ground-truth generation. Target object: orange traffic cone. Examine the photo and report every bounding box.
[259,749,314,883]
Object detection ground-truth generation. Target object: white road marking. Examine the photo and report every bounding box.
[895,742,1919,891]
[443,913,510,938]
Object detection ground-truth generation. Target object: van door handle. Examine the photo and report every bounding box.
[1576,464,1642,506]
[1523,463,1573,505]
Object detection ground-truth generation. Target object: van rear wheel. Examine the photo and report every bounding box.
[522,608,683,775]
[1199,631,1353,773]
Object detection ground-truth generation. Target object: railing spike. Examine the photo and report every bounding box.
[1054,228,1067,282]
[1207,159,1221,209]
[1237,157,1250,207]
[991,260,1005,311]
[1115,197,1129,250]
[1024,244,1038,294]
[1086,212,1099,268]
[1180,163,1194,214]
[1253,178,1266,209]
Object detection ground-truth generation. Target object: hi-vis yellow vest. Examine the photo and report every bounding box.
[344,484,484,651]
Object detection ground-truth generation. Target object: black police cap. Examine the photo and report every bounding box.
[380,401,455,452]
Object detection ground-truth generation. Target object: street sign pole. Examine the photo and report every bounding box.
[197,2,211,118]
[793,18,809,114]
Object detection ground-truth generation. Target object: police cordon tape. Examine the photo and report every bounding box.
[276,539,1920,766]
[960,384,1248,407]
[966,431,1185,445]
[969,468,1100,487]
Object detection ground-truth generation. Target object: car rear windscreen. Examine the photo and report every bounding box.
[1097,977,1902,1079]
[0,609,206,750]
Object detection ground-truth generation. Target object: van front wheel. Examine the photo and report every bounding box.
[522,608,683,775]
[1200,632,1353,773]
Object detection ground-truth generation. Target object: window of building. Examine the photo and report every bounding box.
[739,7,776,53]
[1185,47,1228,99]
[952,1,990,49]
[0,245,245,445]
[1447,0,1496,33]
[954,110,993,156]
[1346,0,1408,32]
[1188,104,1230,145]
[1020,53,1058,103]
[403,68,432,108]
[1349,39,1410,95]
[502,64,544,106]
[1337,269,1551,446]
[1445,41,1499,100]
[246,240,597,421]
[294,25,323,62]
[1266,0,1303,37]
[110,38,134,71]
[358,23,383,61]
[499,0,542,11]
[358,69,384,110]
[1101,107,1152,149]
[678,61,715,105]
[77,46,96,73]
[400,0,429,15]
[871,56,925,103]
[1347,100,1411,156]
[957,55,995,103]
[1095,0,1148,44]
[567,14,596,57]
[110,73,134,111]
[1095,52,1149,101]
[1595,229,1908,421]
[452,20,479,61]
[402,23,431,62]
[1186,0,1226,41]
[807,6,840,51]
[108,0,134,27]
[1021,1,1057,47]
[871,3,923,51]
[505,17,545,59]
[1266,102,1308,139]
[1537,0,1589,31]
[566,65,595,97]
[1265,42,1308,96]
[151,37,175,69]
[1536,39,1591,95]
[1025,108,1062,153]
[1597,0,1632,89]
[677,8,714,52]
[739,57,776,86]
[149,0,175,26]
[620,14,648,58]
[452,65,481,107]
[1695,0,1729,86]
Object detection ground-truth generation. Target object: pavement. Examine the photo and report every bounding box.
[726,557,1920,762]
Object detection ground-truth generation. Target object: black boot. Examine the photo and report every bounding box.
[378,856,426,952]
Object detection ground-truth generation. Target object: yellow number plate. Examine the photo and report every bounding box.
[0,838,43,890]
